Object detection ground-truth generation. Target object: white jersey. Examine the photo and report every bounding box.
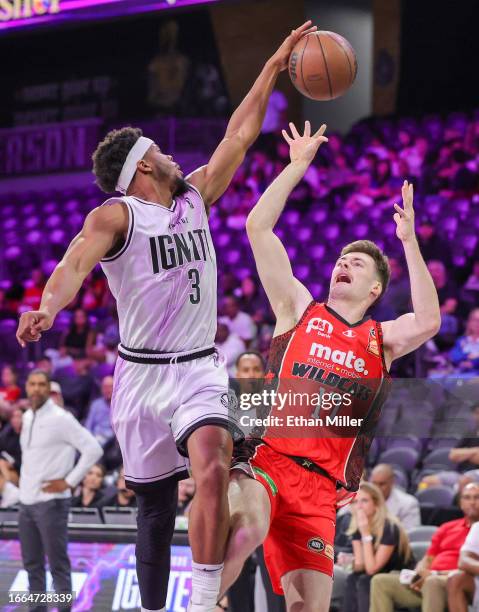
[100,185,217,353]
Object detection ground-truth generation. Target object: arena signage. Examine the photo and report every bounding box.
[0,0,222,32]
[0,119,100,176]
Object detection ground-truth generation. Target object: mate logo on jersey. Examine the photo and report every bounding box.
[149,228,212,273]
[305,317,334,338]
[308,343,369,376]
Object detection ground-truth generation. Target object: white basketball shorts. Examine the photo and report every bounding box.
[110,346,238,485]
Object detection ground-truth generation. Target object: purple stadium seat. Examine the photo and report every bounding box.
[297,227,313,242]
[416,486,454,507]
[406,525,438,542]
[385,436,422,453]
[3,218,18,231]
[422,447,456,470]
[378,447,419,472]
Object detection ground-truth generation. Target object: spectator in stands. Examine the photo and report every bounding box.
[449,403,479,472]
[20,268,45,312]
[372,258,411,321]
[0,365,21,420]
[71,464,105,509]
[219,296,257,347]
[370,482,479,612]
[215,322,245,377]
[449,308,479,377]
[417,220,447,267]
[50,381,65,408]
[54,358,98,421]
[344,482,413,612]
[59,308,95,359]
[0,458,19,507]
[18,370,102,606]
[84,375,114,446]
[177,477,195,516]
[0,406,22,471]
[370,464,421,530]
[36,355,53,377]
[427,260,460,350]
[99,466,136,508]
[0,288,16,320]
[447,519,479,612]
[236,276,264,315]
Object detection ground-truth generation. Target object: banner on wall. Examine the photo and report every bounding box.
[0,540,192,611]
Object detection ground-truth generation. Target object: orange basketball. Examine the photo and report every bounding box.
[288,31,358,101]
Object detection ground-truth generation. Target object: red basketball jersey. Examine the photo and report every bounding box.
[261,301,391,491]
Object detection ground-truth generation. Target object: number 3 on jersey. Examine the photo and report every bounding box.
[188,268,201,304]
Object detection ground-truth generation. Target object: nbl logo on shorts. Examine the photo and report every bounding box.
[307,537,334,560]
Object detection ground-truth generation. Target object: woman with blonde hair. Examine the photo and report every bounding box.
[343,481,413,612]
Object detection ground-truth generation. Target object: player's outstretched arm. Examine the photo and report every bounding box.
[16,203,128,347]
[187,21,317,209]
[381,181,441,363]
[246,121,328,324]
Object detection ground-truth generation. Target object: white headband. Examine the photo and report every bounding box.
[116,136,154,194]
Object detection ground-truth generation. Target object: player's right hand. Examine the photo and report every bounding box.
[16,310,54,347]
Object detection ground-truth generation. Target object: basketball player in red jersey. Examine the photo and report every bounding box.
[218,122,441,611]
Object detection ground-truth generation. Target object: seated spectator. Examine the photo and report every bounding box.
[344,482,413,612]
[447,519,479,612]
[427,260,459,350]
[59,308,96,359]
[84,376,114,446]
[234,351,266,394]
[0,458,19,507]
[370,482,479,612]
[20,268,45,312]
[0,407,22,471]
[215,322,245,377]
[370,464,421,530]
[71,464,106,508]
[0,289,17,321]
[55,358,98,421]
[219,296,257,348]
[99,466,136,508]
[177,477,195,516]
[449,308,479,377]
[449,403,479,472]
[461,261,479,311]
[0,365,21,421]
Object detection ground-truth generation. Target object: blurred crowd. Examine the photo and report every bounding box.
[0,107,478,610]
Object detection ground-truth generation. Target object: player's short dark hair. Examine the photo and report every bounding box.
[27,369,51,384]
[340,240,391,301]
[92,127,143,193]
[235,351,266,370]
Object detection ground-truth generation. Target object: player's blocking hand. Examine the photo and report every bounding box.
[16,310,54,347]
[393,180,415,243]
[272,21,318,71]
[282,120,328,165]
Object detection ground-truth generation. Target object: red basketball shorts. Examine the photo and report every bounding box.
[233,442,337,594]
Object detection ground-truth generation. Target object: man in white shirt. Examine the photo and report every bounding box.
[219,296,257,347]
[19,370,102,609]
[215,322,246,376]
[370,463,421,530]
[448,521,479,612]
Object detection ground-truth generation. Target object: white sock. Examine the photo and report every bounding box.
[189,562,224,611]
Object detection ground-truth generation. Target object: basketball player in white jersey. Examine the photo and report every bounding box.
[16,21,317,612]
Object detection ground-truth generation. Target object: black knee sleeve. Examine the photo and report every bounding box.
[130,477,179,610]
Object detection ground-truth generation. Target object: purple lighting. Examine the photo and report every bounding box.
[0,0,223,33]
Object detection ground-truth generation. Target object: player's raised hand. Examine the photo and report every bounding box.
[282,121,328,165]
[393,180,415,243]
[16,310,54,348]
[272,21,317,71]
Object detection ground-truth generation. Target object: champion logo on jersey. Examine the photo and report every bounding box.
[342,329,357,338]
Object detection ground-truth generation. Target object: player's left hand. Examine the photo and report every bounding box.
[272,21,318,71]
[393,180,415,242]
[282,121,328,165]
[42,478,70,493]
